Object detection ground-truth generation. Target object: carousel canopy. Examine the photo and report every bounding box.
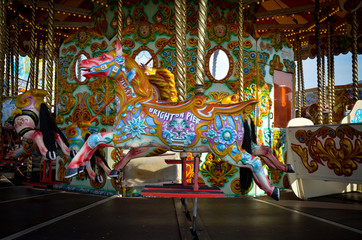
[4,0,362,59]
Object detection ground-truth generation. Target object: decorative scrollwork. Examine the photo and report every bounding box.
[200,153,238,187]
[293,125,362,176]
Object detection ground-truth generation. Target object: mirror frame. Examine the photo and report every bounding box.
[72,50,91,85]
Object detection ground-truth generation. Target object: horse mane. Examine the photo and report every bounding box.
[147,68,178,102]
[114,51,178,115]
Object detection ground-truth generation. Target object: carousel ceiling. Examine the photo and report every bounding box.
[5,0,362,59]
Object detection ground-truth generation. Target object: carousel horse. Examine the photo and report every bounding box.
[2,89,74,161]
[66,64,179,182]
[299,89,356,124]
[65,41,287,200]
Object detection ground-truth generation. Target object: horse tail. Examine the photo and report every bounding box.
[40,103,69,152]
[148,68,178,102]
[240,117,254,193]
[242,118,252,154]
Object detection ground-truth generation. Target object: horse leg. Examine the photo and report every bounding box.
[65,132,114,178]
[252,146,294,173]
[95,155,111,176]
[21,130,56,160]
[241,153,279,200]
[54,132,72,157]
[84,161,99,182]
[109,147,156,178]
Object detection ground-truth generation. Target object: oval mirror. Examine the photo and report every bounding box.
[75,54,88,83]
[209,49,229,80]
[206,46,233,83]
[135,50,153,68]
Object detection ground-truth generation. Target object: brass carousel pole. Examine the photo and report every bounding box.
[26,0,38,179]
[175,0,187,101]
[315,0,323,124]
[296,38,302,118]
[35,39,40,88]
[5,21,10,96]
[327,21,332,124]
[14,15,19,96]
[327,21,335,124]
[238,0,244,101]
[117,0,123,41]
[322,48,325,107]
[45,0,55,107]
[194,0,208,96]
[0,0,6,150]
[42,36,46,90]
[300,48,305,109]
[351,11,359,101]
[54,45,59,114]
[116,0,124,195]
[29,0,36,89]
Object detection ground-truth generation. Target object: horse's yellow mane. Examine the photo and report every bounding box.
[115,52,178,115]
[147,68,178,102]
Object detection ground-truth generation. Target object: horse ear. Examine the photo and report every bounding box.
[115,40,123,56]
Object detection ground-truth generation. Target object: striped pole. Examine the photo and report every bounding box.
[175,0,187,101]
[237,0,244,101]
[194,0,208,96]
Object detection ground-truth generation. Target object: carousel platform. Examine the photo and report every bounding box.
[0,185,361,240]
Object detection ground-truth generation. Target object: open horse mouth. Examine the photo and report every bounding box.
[79,62,93,78]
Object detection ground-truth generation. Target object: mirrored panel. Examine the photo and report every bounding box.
[75,53,88,83]
[205,46,233,83]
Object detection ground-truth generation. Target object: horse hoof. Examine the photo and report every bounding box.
[65,168,78,178]
[78,165,86,174]
[109,170,121,179]
[95,175,103,183]
[70,150,77,158]
[46,151,56,160]
[271,187,280,201]
[286,164,295,173]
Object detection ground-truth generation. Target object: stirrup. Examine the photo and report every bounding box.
[286,164,295,173]
[109,169,122,179]
[271,187,280,201]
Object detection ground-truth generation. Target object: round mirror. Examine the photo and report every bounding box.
[75,54,88,83]
[206,46,233,83]
[135,50,153,68]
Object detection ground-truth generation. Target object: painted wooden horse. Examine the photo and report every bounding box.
[65,41,283,200]
[2,89,74,161]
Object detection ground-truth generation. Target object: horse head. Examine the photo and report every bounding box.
[80,41,136,81]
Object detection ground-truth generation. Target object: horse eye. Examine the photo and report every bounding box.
[102,55,106,60]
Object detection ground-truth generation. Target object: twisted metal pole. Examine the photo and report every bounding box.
[42,38,46,89]
[238,0,244,101]
[315,0,323,124]
[296,39,302,118]
[351,11,359,101]
[35,39,40,88]
[327,21,332,124]
[5,21,10,96]
[299,40,305,108]
[322,49,325,106]
[330,33,335,123]
[0,0,6,148]
[175,0,187,101]
[116,0,124,175]
[14,16,19,95]
[117,0,123,41]
[195,0,208,96]
[46,0,55,106]
[29,0,36,89]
